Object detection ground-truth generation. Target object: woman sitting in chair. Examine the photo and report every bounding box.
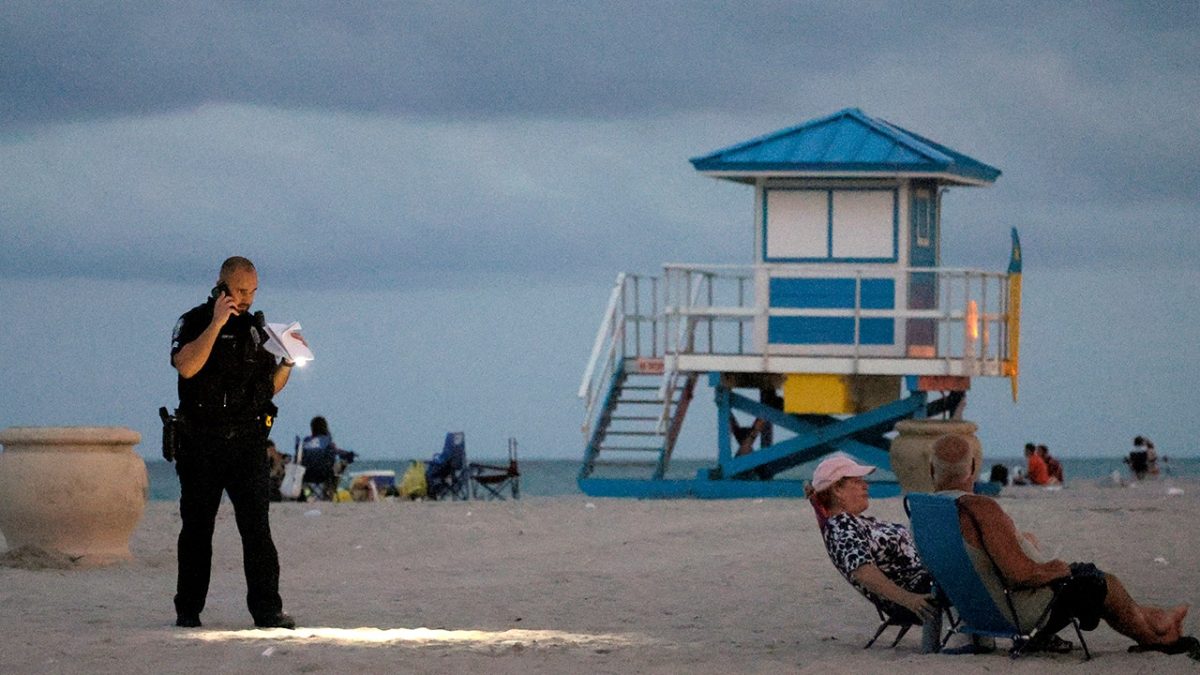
[809,455,938,624]
[300,416,356,500]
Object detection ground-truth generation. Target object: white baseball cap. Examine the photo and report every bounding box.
[812,455,876,493]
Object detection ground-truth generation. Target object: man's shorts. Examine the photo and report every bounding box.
[1050,562,1108,631]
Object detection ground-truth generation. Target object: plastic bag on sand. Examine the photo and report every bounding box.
[400,460,428,499]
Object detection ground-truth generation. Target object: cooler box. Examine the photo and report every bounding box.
[348,470,397,491]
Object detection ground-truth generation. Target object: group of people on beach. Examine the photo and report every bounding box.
[1020,442,1064,485]
[986,442,1063,486]
[986,436,1171,489]
[808,433,1196,659]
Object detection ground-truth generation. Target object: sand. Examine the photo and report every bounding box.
[1,480,1198,674]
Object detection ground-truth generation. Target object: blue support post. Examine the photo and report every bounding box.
[906,376,929,420]
[714,383,733,477]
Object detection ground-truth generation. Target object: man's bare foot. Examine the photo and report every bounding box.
[1144,605,1189,644]
[1170,604,1190,636]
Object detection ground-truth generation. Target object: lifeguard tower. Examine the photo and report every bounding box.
[577,108,1021,498]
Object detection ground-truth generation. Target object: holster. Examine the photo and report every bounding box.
[159,406,181,462]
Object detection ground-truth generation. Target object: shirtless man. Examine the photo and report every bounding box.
[931,434,1189,651]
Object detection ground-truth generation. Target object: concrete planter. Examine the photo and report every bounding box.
[889,419,982,493]
[0,426,148,565]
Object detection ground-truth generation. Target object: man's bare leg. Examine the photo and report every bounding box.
[1101,574,1188,645]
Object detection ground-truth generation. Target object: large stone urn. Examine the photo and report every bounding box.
[0,426,148,565]
[889,419,983,493]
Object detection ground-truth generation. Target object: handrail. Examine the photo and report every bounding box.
[657,270,710,430]
[662,261,1003,276]
[579,273,626,399]
[579,274,629,440]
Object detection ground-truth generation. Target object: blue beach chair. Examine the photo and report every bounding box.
[426,432,470,500]
[905,493,1090,659]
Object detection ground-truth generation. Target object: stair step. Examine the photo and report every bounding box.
[597,446,663,452]
[591,460,660,468]
[618,398,671,404]
[621,385,661,391]
[610,415,660,421]
[604,430,664,437]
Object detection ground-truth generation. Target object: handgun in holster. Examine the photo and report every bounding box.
[159,406,180,462]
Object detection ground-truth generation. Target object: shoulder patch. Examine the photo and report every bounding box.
[171,316,185,350]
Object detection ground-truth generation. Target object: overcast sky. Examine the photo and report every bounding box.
[2,2,1198,466]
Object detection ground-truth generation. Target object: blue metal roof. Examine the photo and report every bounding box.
[690,108,1001,185]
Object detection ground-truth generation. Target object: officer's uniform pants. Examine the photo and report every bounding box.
[174,427,282,621]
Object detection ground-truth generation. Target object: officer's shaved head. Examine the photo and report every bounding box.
[219,256,256,281]
[216,257,259,312]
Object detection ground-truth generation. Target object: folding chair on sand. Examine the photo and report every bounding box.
[425,432,470,500]
[809,497,929,649]
[906,492,1090,660]
[469,437,520,500]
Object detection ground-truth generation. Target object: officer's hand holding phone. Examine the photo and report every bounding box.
[210,282,239,330]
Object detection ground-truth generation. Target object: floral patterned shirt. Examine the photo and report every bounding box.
[823,512,932,613]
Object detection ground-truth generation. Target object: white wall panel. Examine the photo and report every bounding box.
[766,190,826,259]
[831,190,894,259]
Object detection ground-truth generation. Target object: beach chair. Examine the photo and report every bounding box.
[425,432,469,500]
[905,493,1090,659]
[469,437,520,500]
[809,497,923,649]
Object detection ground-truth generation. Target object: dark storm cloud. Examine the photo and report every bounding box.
[3,1,1193,127]
[0,1,836,126]
[0,109,741,287]
[1,1,1197,285]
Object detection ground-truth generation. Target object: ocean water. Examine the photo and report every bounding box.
[144,455,1200,502]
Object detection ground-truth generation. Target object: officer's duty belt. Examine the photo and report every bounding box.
[178,407,268,432]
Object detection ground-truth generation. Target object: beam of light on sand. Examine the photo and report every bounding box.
[181,626,652,648]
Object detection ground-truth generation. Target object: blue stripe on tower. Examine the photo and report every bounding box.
[767,317,895,345]
[769,278,894,309]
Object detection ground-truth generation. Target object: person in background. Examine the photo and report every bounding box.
[1145,439,1160,477]
[1024,443,1057,486]
[1126,436,1151,480]
[299,416,356,500]
[1037,444,1064,484]
[988,463,1010,486]
[301,416,355,465]
[304,416,332,448]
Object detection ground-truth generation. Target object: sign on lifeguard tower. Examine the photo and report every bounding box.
[577,108,1020,498]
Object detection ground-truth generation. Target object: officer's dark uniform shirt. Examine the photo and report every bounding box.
[171,300,277,417]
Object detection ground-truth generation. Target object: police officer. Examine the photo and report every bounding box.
[170,256,298,629]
